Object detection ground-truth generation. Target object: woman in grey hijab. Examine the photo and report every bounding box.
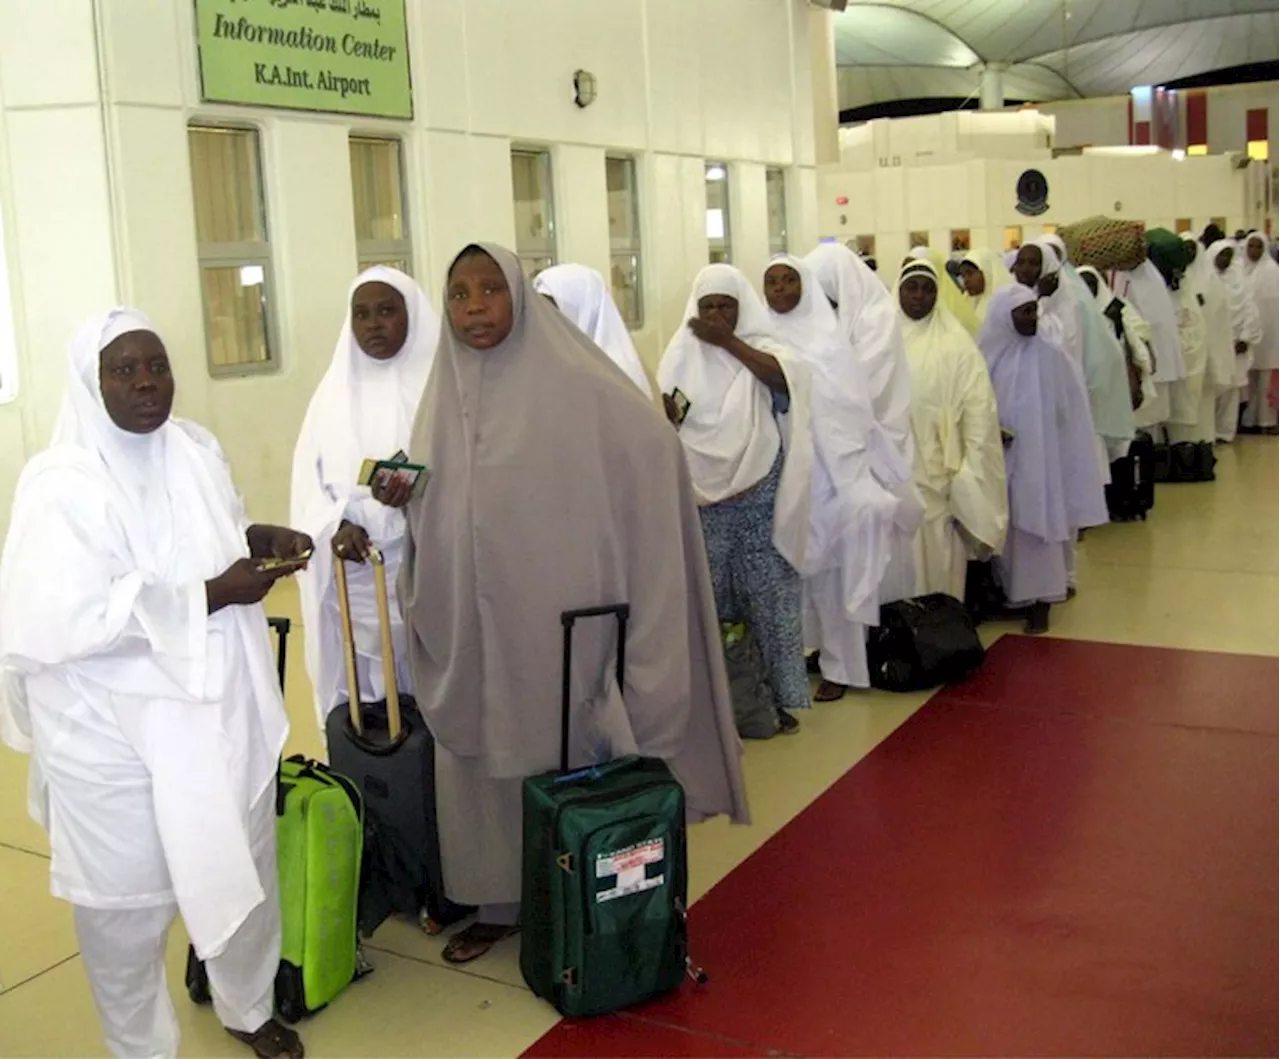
[400,244,749,965]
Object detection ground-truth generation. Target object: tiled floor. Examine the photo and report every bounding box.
[0,438,1275,1058]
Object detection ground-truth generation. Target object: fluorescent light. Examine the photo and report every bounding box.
[1173,149,1186,161]
[706,165,726,182]
[239,265,264,287]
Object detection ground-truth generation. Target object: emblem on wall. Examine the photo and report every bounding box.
[1015,169,1050,217]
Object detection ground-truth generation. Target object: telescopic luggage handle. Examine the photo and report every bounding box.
[559,604,630,774]
[334,546,403,744]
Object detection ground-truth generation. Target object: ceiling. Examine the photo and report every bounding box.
[832,0,1279,112]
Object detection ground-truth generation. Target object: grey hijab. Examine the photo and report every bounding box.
[401,244,748,825]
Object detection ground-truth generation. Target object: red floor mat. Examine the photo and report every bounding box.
[525,638,1279,1057]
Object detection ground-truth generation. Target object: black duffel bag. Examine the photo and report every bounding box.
[867,593,985,693]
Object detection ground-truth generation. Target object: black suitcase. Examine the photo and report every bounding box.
[1162,440,1217,483]
[1106,431,1156,521]
[325,548,472,937]
[867,594,985,692]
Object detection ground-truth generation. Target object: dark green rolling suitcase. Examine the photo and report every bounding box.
[519,604,703,1018]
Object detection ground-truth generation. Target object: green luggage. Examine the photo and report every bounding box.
[520,604,702,1018]
[273,755,364,1022]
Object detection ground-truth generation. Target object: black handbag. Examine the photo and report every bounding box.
[867,594,985,693]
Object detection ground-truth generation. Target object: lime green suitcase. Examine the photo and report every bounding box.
[520,604,703,1018]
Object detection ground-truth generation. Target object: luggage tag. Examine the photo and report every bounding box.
[667,388,690,427]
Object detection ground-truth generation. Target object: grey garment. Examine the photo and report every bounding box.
[700,452,811,712]
[723,629,779,739]
[434,741,523,907]
[401,243,748,834]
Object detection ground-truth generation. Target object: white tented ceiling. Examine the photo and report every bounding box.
[833,0,1279,111]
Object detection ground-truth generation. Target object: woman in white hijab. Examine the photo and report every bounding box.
[659,264,815,728]
[762,255,909,700]
[0,310,311,1059]
[805,242,918,603]
[978,287,1109,634]
[1241,231,1279,432]
[401,245,748,964]
[1077,265,1157,414]
[533,263,652,398]
[895,258,1008,601]
[291,266,438,736]
[958,248,1012,323]
[1208,239,1265,441]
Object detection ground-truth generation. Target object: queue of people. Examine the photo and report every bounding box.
[0,223,1275,1059]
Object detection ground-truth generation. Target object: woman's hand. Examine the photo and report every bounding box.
[687,316,735,350]
[372,472,415,509]
[207,559,284,615]
[332,520,372,563]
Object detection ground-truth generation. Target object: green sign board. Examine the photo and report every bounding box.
[194,0,412,120]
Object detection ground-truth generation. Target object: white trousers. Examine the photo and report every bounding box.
[1242,369,1278,429]
[1216,387,1244,442]
[74,789,280,1059]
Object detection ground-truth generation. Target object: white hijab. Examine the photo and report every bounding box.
[1111,259,1187,385]
[657,264,813,571]
[804,242,914,461]
[1242,232,1280,372]
[1,309,286,959]
[960,248,1012,322]
[533,264,652,397]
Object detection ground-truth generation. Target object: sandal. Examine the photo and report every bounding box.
[227,1019,304,1059]
[442,922,521,965]
[814,680,848,703]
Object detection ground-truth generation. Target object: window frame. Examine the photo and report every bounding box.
[705,161,732,265]
[510,145,558,279]
[605,153,644,331]
[349,134,414,275]
[188,122,280,379]
[765,167,788,257]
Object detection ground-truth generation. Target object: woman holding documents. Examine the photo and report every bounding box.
[291,266,439,734]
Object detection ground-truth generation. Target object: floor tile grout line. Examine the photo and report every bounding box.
[614,1008,805,1057]
[361,941,537,995]
[0,952,79,998]
[0,839,51,861]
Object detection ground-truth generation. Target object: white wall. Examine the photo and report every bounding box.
[0,0,822,532]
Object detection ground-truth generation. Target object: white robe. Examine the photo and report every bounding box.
[291,267,438,736]
[534,263,653,398]
[0,310,287,964]
[896,263,1008,601]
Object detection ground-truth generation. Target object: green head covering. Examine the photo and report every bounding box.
[1146,228,1189,290]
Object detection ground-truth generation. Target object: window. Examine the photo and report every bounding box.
[350,136,412,274]
[511,148,556,280]
[1004,226,1023,251]
[606,155,643,330]
[1176,218,1193,234]
[706,162,732,264]
[1247,140,1270,162]
[766,168,788,256]
[1187,144,1208,157]
[909,230,930,250]
[855,235,876,258]
[189,126,275,375]
[950,229,971,253]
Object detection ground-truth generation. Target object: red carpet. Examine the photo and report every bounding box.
[525,636,1279,1057]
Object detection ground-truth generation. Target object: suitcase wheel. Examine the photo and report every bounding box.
[418,908,446,936]
[277,994,307,1025]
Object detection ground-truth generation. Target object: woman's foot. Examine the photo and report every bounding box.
[227,1020,304,1059]
[805,651,821,674]
[814,680,848,702]
[1024,602,1050,635]
[442,922,521,965]
[776,709,800,734]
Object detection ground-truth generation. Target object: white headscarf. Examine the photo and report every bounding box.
[960,248,1012,322]
[1111,259,1187,385]
[804,242,914,461]
[291,266,438,731]
[1,309,287,959]
[1242,232,1280,372]
[534,264,652,397]
[657,264,813,571]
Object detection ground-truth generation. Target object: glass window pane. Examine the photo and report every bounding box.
[766,168,787,253]
[350,137,406,243]
[512,150,556,260]
[201,265,272,371]
[706,162,731,264]
[610,251,642,330]
[518,254,555,282]
[189,127,265,245]
[606,157,639,248]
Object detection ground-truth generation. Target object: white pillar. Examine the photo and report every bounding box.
[979,63,1007,111]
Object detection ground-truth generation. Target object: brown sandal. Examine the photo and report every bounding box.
[227,1019,304,1059]
[814,679,848,702]
[442,922,521,965]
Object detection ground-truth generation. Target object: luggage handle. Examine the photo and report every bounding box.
[334,547,403,745]
[559,604,630,775]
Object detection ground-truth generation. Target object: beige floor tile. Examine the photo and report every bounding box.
[0,846,76,995]
[0,746,48,857]
[0,959,107,1059]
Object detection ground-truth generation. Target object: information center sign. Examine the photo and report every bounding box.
[194,0,412,119]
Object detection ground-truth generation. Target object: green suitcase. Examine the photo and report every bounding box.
[519,604,702,1018]
[273,755,364,1022]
